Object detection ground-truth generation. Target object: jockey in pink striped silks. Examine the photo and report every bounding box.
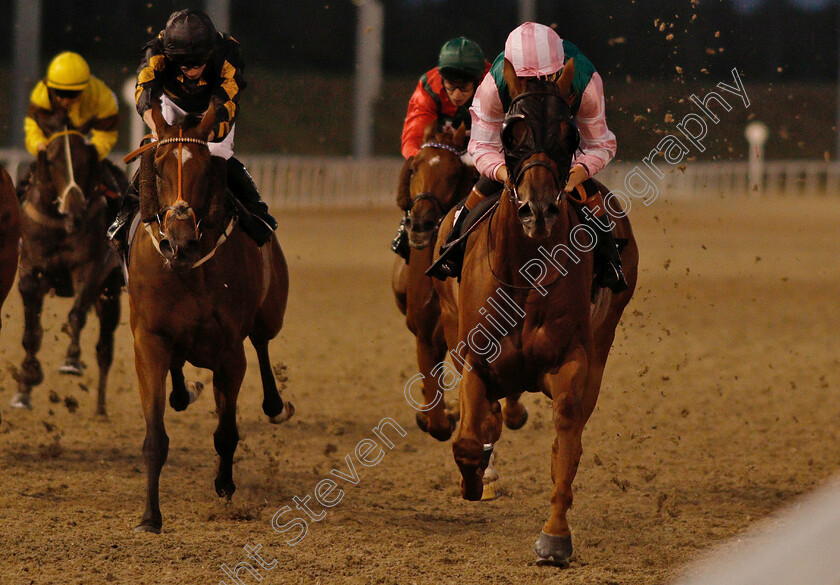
[427,22,626,292]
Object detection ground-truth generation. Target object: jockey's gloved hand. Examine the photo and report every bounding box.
[563,164,589,193]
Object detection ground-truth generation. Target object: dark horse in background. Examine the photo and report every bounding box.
[0,165,21,425]
[0,165,20,332]
[12,111,126,415]
[433,59,638,566]
[391,122,476,441]
[128,104,293,533]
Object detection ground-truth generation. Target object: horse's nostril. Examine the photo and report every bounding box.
[405,217,413,229]
[546,203,560,220]
[422,220,435,232]
[159,239,176,260]
[518,202,535,223]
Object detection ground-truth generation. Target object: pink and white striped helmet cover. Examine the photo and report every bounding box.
[504,22,564,77]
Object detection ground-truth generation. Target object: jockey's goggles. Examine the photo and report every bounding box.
[443,80,475,93]
[53,89,82,99]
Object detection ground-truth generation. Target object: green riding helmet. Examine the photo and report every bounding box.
[437,37,485,83]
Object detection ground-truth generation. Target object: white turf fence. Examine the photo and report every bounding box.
[1,148,838,209]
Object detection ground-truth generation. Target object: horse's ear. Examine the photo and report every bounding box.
[453,122,467,151]
[421,121,437,143]
[555,58,575,105]
[396,156,414,211]
[503,58,525,99]
[197,104,216,138]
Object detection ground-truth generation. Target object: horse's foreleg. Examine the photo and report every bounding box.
[536,345,589,567]
[251,338,293,423]
[452,367,502,500]
[92,270,122,415]
[133,329,171,533]
[414,336,455,441]
[13,271,46,408]
[212,346,246,499]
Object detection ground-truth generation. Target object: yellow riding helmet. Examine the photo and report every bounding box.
[45,52,90,91]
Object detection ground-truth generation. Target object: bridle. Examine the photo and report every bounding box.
[502,88,580,208]
[143,129,236,269]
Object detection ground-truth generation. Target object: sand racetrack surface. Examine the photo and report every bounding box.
[1,196,839,585]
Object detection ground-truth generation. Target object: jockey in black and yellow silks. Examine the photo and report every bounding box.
[109,8,276,250]
[20,51,123,213]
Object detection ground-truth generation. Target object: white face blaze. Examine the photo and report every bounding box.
[428,155,441,167]
[173,147,193,165]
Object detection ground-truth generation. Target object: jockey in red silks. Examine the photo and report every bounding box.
[391,37,490,261]
[427,22,627,293]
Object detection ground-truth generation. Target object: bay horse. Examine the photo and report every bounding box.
[12,112,126,415]
[433,59,638,566]
[0,165,21,425]
[391,122,475,440]
[128,104,292,533]
[0,164,20,334]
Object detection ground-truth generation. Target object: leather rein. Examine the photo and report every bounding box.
[22,128,90,229]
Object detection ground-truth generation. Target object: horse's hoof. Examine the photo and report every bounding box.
[534,532,573,568]
[480,481,502,501]
[459,473,484,501]
[59,359,84,376]
[268,401,294,425]
[504,405,529,430]
[134,523,161,534]
[445,399,460,419]
[429,417,454,442]
[9,393,32,410]
[187,381,203,404]
[214,478,236,499]
[415,412,429,433]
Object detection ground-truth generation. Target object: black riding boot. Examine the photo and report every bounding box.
[425,204,468,281]
[575,207,628,293]
[226,157,277,246]
[107,173,139,253]
[391,213,410,262]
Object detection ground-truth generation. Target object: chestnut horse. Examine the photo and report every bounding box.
[391,123,475,440]
[128,104,292,533]
[433,59,638,566]
[12,114,125,415]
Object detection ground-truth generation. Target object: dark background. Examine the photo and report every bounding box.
[0,0,837,159]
